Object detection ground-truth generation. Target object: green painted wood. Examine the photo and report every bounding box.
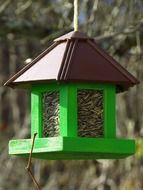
[10,82,135,159]
[74,83,112,90]
[9,137,63,154]
[104,85,116,138]
[31,82,116,139]
[63,137,135,154]
[31,90,42,138]
[32,83,60,92]
[32,82,109,91]
[17,152,132,160]
[60,84,77,137]
[9,137,135,159]
[32,83,61,138]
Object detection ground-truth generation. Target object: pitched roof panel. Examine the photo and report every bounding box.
[4,31,139,91]
[14,42,67,83]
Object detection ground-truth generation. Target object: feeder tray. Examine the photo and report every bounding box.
[5,31,139,160]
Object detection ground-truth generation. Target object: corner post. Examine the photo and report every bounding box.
[104,85,116,138]
[31,89,42,138]
[60,84,77,137]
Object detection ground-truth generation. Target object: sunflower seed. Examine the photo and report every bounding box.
[43,91,60,137]
[78,90,103,138]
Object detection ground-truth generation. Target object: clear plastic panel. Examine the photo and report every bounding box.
[78,90,103,137]
[43,91,60,137]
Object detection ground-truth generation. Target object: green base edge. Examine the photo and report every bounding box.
[9,137,135,160]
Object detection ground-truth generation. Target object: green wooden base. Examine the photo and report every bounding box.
[9,137,135,160]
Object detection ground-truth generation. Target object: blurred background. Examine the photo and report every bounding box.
[0,0,143,189]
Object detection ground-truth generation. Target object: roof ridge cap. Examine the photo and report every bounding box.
[54,31,93,42]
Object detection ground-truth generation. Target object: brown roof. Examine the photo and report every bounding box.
[4,31,139,92]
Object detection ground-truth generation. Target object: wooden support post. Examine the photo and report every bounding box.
[31,91,42,138]
[104,85,116,138]
[60,84,77,137]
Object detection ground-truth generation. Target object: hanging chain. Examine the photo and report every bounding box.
[25,133,42,190]
[74,0,79,31]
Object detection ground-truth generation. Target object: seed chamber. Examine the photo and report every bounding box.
[78,90,103,137]
[43,91,60,137]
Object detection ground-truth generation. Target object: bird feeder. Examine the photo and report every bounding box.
[4,31,139,160]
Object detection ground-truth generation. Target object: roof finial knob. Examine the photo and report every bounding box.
[74,0,79,31]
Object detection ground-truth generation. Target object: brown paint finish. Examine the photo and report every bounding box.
[4,31,139,92]
[14,42,67,83]
[54,31,93,42]
[4,42,59,87]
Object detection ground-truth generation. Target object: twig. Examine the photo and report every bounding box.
[27,169,42,190]
[26,133,37,169]
[25,133,42,190]
[95,24,142,41]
